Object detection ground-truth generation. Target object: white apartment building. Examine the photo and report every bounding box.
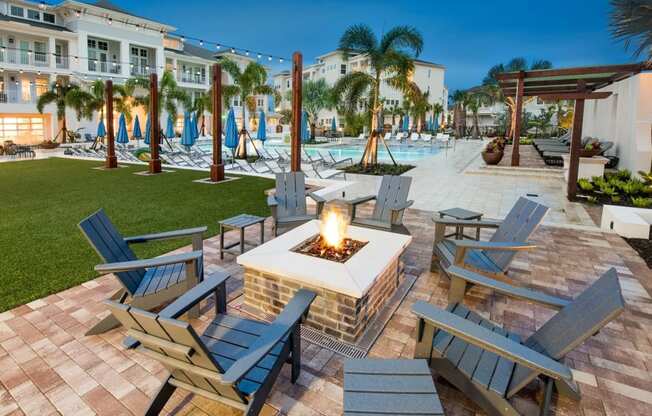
[0,0,274,144]
[273,50,447,131]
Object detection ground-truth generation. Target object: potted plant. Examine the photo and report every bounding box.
[39,140,60,150]
[580,141,602,157]
[482,138,505,165]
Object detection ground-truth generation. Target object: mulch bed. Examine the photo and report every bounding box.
[624,237,652,269]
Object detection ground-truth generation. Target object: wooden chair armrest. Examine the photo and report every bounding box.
[124,226,207,244]
[346,195,376,206]
[267,194,279,207]
[159,271,231,319]
[446,266,570,310]
[412,301,572,381]
[94,251,202,274]
[307,192,326,204]
[391,200,414,212]
[221,289,316,385]
[432,218,502,228]
[449,240,536,251]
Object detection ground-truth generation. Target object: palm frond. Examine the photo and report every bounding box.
[333,72,373,114]
[506,57,527,72]
[253,84,275,96]
[222,85,240,108]
[610,0,652,58]
[219,58,243,81]
[338,24,377,57]
[379,25,423,56]
[36,91,58,114]
[530,59,553,70]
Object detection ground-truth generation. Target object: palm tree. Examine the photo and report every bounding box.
[128,70,189,125]
[407,89,431,133]
[302,79,334,141]
[467,89,493,139]
[37,81,92,143]
[332,24,423,167]
[83,79,136,140]
[482,57,553,139]
[219,58,274,158]
[191,93,211,136]
[610,0,652,61]
[432,102,444,131]
[450,89,469,139]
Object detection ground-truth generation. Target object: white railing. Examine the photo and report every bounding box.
[0,49,50,67]
[130,65,156,77]
[87,61,121,74]
[178,73,206,84]
[0,87,42,104]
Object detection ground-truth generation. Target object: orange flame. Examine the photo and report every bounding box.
[320,210,347,248]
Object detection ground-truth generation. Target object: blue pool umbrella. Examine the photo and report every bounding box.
[96,119,106,138]
[165,115,175,139]
[331,117,337,132]
[192,113,200,139]
[116,114,129,145]
[256,110,267,142]
[224,108,238,149]
[180,112,196,148]
[144,114,151,144]
[132,115,142,141]
[301,111,310,143]
[402,115,410,131]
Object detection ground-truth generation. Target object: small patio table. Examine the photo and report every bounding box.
[437,207,483,240]
[219,214,266,259]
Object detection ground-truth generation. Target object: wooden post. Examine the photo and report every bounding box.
[104,80,117,168]
[567,95,586,199]
[210,64,224,182]
[149,73,161,174]
[511,71,524,166]
[290,52,302,172]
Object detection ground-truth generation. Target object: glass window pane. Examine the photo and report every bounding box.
[43,13,55,23]
[27,9,39,19]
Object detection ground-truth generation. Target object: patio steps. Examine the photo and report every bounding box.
[466,165,564,179]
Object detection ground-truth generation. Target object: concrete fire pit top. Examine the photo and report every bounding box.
[237,220,412,297]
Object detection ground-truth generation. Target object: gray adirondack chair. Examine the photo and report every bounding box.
[268,172,325,236]
[79,209,206,336]
[105,273,316,416]
[412,268,625,416]
[431,197,548,285]
[346,175,413,234]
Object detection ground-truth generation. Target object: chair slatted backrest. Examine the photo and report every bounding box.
[485,197,549,270]
[372,175,412,224]
[507,268,625,397]
[106,301,246,403]
[78,209,144,294]
[275,172,307,219]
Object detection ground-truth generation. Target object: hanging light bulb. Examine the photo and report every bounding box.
[245,50,249,56]
[216,44,221,50]
[199,40,204,46]
[268,56,272,61]
[180,35,185,42]
[107,17,113,25]
[279,58,284,63]
[75,9,81,17]
[231,48,235,53]
[257,53,261,59]
[135,24,140,31]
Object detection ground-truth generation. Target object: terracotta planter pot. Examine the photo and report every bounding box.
[39,142,60,149]
[482,151,503,165]
[580,148,601,158]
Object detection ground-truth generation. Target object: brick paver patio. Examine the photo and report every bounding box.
[1,206,651,415]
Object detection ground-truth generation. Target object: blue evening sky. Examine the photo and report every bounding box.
[115,0,635,92]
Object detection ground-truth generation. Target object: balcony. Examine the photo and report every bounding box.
[55,55,69,69]
[130,65,156,77]
[178,73,206,85]
[0,49,50,67]
[0,85,45,105]
[87,60,122,75]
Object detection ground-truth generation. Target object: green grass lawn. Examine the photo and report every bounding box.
[0,158,273,312]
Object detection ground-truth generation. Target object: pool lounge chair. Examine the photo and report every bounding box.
[106,274,316,416]
[346,175,413,234]
[412,267,625,416]
[302,162,346,180]
[320,151,353,168]
[78,209,206,336]
[234,159,272,174]
[421,134,432,144]
[268,172,325,236]
[302,148,325,165]
[409,132,420,143]
[431,197,548,284]
[541,140,613,166]
[263,160,286,173]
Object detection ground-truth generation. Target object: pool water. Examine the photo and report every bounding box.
[270,144,439,163]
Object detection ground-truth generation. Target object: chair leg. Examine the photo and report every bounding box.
[290,324,301,383]
[85,314,121,335]
[448,276,468,304]
[145,376,176,416]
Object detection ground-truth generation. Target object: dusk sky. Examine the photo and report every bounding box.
[113,0,636,92]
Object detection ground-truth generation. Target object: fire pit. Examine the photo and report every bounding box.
[238,204,411,343]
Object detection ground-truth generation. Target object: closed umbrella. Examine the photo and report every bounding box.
[191,112,199,139]
[434,115,439,132]
[165,115,175,139]
[116,113,129,146]
[301,111,310,143]
[256,110,267,142]
[403,115,410,132]
[224,108,238,150]
[96,119,106,137]
[180,112,195,149]
[144,114,151,145]
[331,117,337,133]
[132,115,142,145]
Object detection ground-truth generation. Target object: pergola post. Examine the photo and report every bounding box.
[148,73,162,174]
[104,80,117,169]
[567,82,587,199]
[210,63,224,182]
[290,52,302,172]
[511,71,524,167]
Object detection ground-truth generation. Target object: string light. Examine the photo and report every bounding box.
[75,9,81,17]
[199,40,203,46]
[107,17,112,25]
[230,48,235,53]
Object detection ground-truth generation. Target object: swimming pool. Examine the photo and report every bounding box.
[266,144,440,163]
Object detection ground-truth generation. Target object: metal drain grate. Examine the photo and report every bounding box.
[299,325,367,359]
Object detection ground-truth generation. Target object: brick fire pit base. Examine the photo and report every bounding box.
[243,258,404,343]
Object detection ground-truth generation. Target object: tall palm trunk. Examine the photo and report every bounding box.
[361,74,382,168]
[472,111,480,139]
[236,93,248,158]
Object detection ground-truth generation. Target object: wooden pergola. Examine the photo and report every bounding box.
[496,63,650,199]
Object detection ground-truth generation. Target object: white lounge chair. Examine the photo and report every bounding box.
[421,134,432,144]
[302,163,346,180]
[409,132,420,143]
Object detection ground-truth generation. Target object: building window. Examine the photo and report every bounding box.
[340,64,346,75]
[257,98,264,107]
[0,116,45,144]
[34,41,47,64]
[27,9,40,20]
[43,13,55,23]
[428,69,431,78]
[10,6,24,17]
[286,80,290,88]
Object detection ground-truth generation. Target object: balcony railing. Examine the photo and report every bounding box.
[130,65,156,77]
[88,61,122,74]
[0,87,44,104]
[55,56,69,69]
[0,50,50,67]
[178,73,206,84]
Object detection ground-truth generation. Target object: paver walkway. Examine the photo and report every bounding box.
[1,206,651,415]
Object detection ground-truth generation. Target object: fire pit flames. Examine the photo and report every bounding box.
[292,202,367,263]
